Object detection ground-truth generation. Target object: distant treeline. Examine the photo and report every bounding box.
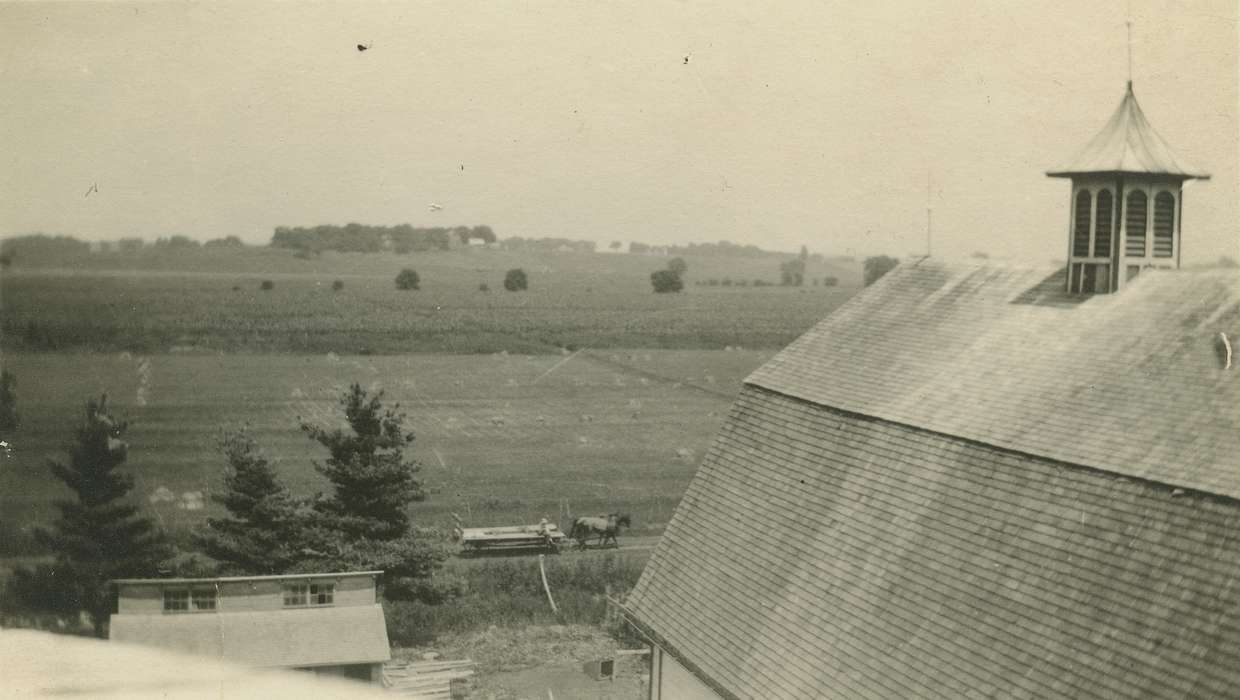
[500,237,596,253]
[0,233,245,265]
[270,224,498,254]
[632,240,776,257]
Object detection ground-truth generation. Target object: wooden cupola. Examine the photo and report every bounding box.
[1047,81,1209,294]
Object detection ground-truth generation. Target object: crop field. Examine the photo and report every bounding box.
[0,247,860,353]
[0,349,773,542]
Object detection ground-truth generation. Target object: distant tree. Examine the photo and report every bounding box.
[721,277,733,287]
[204,236,245,248]
[779,247,808,287]
[822,276,839,287]
[196,430,308,575]
[667,257,688,276]
[504,268,528,292]
[0,370,17,435]
[300,385,425,541]
[629,242,650,254]
[154,235,200,249]
[971,251,990,260]
[863,255,900,286]
[332,279,344,291]
[651,269,684,293]
[117,238,144,252]
[30,396,170,636]
[1218,256,1240,269]
[478,283,489,293]
[609,241,623,250]
[0,253,11,269]
[395,268,421,291]
[260,280,274,291]
[471,226,497,244]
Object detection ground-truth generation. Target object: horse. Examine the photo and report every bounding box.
[569,513,632,550]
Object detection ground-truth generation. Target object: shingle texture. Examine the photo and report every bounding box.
[628,386,1240,699]
[629,260,1240,698]
[109,605,390,668]
[748,261,1240,500]
[1047,83,1208,178]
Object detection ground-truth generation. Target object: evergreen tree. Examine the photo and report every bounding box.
[196,429,308,574]
[301,384,425,541]
[35,395,170,636]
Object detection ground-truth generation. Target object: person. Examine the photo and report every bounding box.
[537,517,556,551]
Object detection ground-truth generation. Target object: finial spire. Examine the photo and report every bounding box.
[1126,1,1133,88]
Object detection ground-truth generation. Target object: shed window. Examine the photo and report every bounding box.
[310,583,334,605]
[1153,191,1175,257]
[1073,189,1091,257]
[163,589,189,612]
[1125,190,1148,256]
[163,588,216,613]
[283,584,307,607]
[191,588,217,611]
[283,582,335,607]
[1093,189,1113,257]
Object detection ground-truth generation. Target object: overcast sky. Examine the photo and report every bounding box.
[2,1,1236,262]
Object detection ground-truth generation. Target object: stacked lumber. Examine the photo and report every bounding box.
[382,658,475,698]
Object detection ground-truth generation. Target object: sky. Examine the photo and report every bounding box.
[1,1,1236,263]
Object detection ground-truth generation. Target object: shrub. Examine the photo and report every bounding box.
[395,268,420,291]
[478,283,489,292]
[822,276,839,287]
[721,277,733,287]
[503,268,528,292]
[332,280,344,291]
[650,269,683,293]
[260,280,274,291]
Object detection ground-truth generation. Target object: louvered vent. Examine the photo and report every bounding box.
[1125,190,1147,257]
[1153,192,1175,257]
[1073,190,1091,256]
[1094,189,1113,257]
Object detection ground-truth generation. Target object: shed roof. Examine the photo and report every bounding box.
[113,571,382,586]
[109,605,390,668]
[748,259,1240,499]
[1047,82,1209,179]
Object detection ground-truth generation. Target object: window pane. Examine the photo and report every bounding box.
[283,584,307,607]
[1153,191,1174,257]
[191,588,217,611]
[163,590,189,612]
[1094,190,1113,257]
[310,583,334,606]
[1125,190,1147,257]
[1073,190,1091,257]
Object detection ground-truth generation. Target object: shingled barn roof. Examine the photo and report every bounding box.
[627,260,1240,699]
[1047,83,1209,179]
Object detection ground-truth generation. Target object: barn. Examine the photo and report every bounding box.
[625,81,1240,699]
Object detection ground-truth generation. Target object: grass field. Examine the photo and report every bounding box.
[1,246,859,353]
[0,349,773,544]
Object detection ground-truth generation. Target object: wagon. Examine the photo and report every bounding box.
[455,523,567,555]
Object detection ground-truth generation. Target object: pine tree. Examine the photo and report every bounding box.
[301,384,425,541]
[197,429,308,574]
[35,395,169,636]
